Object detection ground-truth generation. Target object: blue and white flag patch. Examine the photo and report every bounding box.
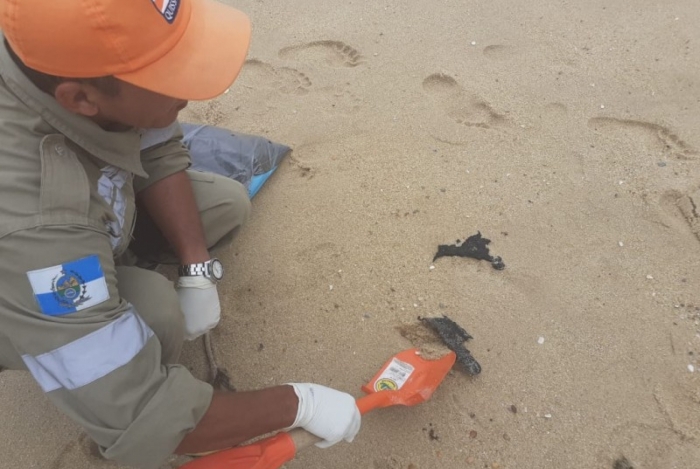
[26,255,110,316]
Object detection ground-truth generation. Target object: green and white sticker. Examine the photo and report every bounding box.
[374,358,415,391]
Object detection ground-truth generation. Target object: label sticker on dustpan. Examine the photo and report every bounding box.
[374,358,415,391]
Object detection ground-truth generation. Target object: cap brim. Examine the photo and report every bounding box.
[116,0,251,100]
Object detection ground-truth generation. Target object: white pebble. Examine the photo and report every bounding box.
[224,88,230,94]
[646,275,653,280]
[471,41,477,46]
[429,265,435,270]
[618,180,624,185]
[544,414,552,419]
[600,104,605,109]
[689,364,695,373]
[413,303,418,308]
[538,337,545,345]
[618,241,624,247]
[329,285,334,290]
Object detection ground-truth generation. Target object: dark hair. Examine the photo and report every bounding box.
[4,39,120,97]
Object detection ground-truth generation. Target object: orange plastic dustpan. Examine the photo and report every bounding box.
[181,348,456,469]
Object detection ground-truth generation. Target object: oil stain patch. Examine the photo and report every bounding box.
[420,315,482,375]
[397,317,482,375]
[433,232,505,270]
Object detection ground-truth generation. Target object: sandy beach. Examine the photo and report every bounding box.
[1,0,700,468]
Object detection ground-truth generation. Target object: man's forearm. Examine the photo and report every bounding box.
[176,385,299,454]
[138,170,210,264]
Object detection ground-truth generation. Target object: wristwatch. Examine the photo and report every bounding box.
[178,258,224,283]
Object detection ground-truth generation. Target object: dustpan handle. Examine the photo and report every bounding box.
[356,391,398,414]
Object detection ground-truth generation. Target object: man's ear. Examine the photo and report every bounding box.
[54,81,99,117]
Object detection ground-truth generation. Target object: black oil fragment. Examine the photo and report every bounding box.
[433,232,505,270]
[428,428,439,441]
[419,315,482,375]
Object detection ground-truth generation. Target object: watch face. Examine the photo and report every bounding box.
[211,260,224,280]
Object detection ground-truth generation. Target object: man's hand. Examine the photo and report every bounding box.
[176,276,220,340]
[288,383,361,448]
[175,384,361,455]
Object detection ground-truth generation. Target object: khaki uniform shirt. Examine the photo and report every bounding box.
[0,36,212,468]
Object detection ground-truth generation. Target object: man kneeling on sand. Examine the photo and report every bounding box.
[0,0,360,467]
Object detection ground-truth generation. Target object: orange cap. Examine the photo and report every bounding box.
[0,0,251,100]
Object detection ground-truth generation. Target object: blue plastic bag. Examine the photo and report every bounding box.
[181,123,291,198]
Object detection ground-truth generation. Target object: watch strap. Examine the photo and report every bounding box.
[178,262,209,277]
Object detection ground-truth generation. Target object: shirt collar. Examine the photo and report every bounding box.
[0,34,147,177]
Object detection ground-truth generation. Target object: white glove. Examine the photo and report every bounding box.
[176,276,221,341]
[287,383,361,448]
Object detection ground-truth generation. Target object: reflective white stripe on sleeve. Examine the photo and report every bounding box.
[22,308,154,393]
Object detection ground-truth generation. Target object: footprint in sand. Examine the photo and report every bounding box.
[186,60,312,124]
[676,189,700,241]
[287,153,315,179]
[483,44,518,61]
[279,40,364,68]
[660,188,700,243]
[422,73,506,129]
[186,98,227,126]
[652,383,700,440]
[588,117,698,160]
[373,455,406,469]
[275,40,365,120]
[544,102,568,119]
[604,384,700,469]
[237,58,312,96]
[602,422,700,469]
